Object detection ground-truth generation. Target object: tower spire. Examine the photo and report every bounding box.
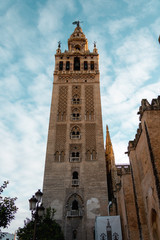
[105,125,114,161]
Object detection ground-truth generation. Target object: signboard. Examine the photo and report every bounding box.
[95,216,122,240]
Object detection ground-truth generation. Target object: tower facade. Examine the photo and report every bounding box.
[43,24,108,240]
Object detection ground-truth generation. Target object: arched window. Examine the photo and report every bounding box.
[71,126,80,139]
[72,94,80,104]
[66,194,83,217]
[66,61,70,70]
[72,171,79,186]
[71,108,80,120]
[84,61,88,70]
[74,57,80,70]
[86,150,96,161]
[59,61,63,70]
[75,45,80,51]
[61,151,65,161]
[91,61,94,70]
[72,200,79,210]
[85,111,94,121]
[55,151,65,162]
[55,151,60,161]
[91,150,96,160]
[73,171,78,179]
[57,111,66,121]
[86,150,91,161]
[70,151,80,162]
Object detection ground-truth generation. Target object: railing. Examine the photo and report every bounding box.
[71,135,80,139]
[67,210,83,217]
[72,179,79,186]
[70,115,81,121]
[71,100,81,105]
[70,157,81,163]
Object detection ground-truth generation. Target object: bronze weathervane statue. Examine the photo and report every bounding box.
[72,21,83,27]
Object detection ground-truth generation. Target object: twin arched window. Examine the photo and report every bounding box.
[55,151,64,162]
[71,108,80,120]
[57,111,66,121]
[70,150,80,162]
[86,150,96,161]
[72,94,80,104]
[70,126,80,139]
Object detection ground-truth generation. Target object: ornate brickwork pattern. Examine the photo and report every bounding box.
[85,85,94,120]
[58,73,95,82]
[72,85,81,98]
[54,124,67,161]
[85,123,96,159]
[57,86,68,121]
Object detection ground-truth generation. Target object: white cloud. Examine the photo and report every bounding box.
[108,17,137,36]
[38,0,76,34]
[24,55,44,72]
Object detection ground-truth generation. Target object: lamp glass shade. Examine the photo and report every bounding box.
[38,204,45,217]
[29,195,37,210]
[35,189,43,202]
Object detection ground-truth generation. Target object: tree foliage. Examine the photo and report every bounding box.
[0,181,18,237]
[17,208,64,240]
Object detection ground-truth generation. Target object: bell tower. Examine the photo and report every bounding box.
[43,23,108,240]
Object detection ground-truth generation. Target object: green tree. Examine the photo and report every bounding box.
[0,181,18,237]
[17,208,64,240]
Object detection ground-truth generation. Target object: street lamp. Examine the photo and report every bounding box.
[29,189,45,240]
[108,201,112,216]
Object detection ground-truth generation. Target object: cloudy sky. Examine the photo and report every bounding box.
[0,0,160,234]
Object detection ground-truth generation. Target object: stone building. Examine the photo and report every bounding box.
[43,23,108,240]
[106,96,160,240]
[127,96,160,240]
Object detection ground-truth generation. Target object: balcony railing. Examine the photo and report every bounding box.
[71,100,81,105]
[70,115,81,121]
[72,179,79,186]
[70,157,81,163]
[67,210,83,217]
[71,135,81,139]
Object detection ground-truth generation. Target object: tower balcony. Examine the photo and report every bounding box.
[69,157,81,162]
[72,179,79,186]
[67,210,83,217]
[71,135,81,139]
[70,115,81,121]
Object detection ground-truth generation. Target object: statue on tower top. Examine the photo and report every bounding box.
[72,20,83,27]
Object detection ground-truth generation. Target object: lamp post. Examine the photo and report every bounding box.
[108,201,112,216]
[29,189,45,240]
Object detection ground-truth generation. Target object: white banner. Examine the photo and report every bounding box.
[95,216,122,240]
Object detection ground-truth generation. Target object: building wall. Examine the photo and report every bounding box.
[127,97,160,240]
[115,165,139,240]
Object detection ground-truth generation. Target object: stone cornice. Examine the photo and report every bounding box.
[138,96,160,121]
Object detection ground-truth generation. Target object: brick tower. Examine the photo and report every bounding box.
[43,22,108,240]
